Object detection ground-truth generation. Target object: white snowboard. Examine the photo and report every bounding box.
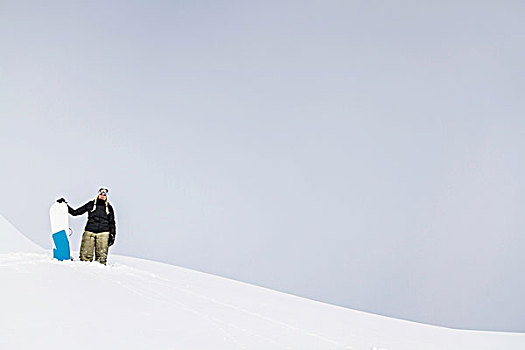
[50,202,71,261]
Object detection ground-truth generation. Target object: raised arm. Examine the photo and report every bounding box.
[68,201,92,216]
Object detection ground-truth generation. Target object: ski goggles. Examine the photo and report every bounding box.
[98,188,109,195]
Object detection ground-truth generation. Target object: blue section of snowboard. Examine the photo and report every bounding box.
[52,230,70,261]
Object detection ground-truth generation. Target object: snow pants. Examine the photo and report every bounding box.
[80,231,110,265]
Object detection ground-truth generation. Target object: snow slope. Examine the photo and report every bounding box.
[1,215,523,350]
[0,215,44,253]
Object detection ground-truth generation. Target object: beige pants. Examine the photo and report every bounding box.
[80,231,110,265]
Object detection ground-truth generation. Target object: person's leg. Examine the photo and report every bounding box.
[79,231,96,262]
[94,232,110,265]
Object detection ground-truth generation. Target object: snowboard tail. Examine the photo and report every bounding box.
[52,230,70,261]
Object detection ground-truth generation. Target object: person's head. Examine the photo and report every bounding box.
[98,187,109,201]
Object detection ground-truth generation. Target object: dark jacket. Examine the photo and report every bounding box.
[68,199,116,237]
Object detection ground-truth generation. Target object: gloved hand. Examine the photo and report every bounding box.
[57,198,67,203]
[108,233,115,247]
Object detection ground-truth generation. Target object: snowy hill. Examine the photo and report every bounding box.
[0,215,44,253]
[1,215,523,350]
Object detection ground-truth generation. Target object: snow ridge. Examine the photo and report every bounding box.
[0,215,43,253]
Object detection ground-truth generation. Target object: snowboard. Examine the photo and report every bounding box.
[50,202,71,261]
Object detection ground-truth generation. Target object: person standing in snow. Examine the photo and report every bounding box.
[57,187,116,265]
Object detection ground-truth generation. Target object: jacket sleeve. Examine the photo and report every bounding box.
[68,201,91,216]
[108,205,116,237]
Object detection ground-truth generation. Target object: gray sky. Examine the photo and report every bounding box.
[1,1,524,332]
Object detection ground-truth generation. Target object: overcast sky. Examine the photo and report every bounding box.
[1,1,524,332]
